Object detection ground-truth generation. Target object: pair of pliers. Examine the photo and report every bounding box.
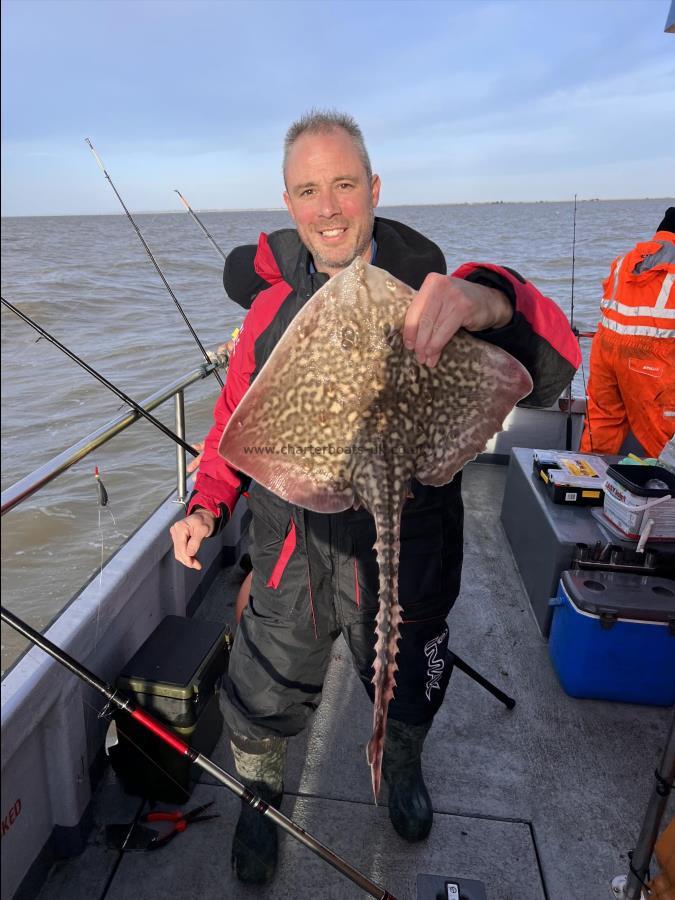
[142,801,220,850]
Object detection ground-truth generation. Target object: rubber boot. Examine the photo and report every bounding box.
[382,718,433,842]
[230,734,287,885]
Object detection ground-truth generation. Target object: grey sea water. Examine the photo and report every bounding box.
[1,199,672,671]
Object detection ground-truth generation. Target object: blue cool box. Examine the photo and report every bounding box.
[549,570,675,706]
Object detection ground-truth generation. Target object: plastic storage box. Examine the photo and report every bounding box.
[109,615,230,802]
[602,464,675,541]
[549,570,675,706]
[533,451,608,507]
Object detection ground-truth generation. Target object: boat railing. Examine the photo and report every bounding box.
[0,360,223,517]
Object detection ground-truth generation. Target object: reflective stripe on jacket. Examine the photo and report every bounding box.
[599,230,675,338]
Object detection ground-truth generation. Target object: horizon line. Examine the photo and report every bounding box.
[2,196,673,219]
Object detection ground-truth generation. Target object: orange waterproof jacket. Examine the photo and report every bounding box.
[599,230,675,338]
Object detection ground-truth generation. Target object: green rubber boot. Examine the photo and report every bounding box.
[382,718,433,842]
[230,734,287,885]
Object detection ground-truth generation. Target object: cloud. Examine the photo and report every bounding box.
[2,0,674,214]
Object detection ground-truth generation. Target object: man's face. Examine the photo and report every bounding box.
[283,128,381,277]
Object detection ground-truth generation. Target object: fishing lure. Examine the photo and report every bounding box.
[94,466,109,507]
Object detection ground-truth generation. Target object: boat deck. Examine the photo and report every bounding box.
[35,462,672,900]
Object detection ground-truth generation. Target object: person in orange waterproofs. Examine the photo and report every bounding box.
[580,207,675,458]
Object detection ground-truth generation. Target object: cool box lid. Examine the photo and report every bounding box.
[561,570,675,623]
[117,615,228,700]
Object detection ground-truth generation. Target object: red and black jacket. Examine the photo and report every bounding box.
[188,217,579,613]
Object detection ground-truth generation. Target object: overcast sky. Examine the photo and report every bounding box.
[2,0,674,216]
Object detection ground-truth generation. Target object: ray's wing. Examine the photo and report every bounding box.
[411,330,533,486]
[218,299,354,513]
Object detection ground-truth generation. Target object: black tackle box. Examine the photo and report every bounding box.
[108,615,231,803]
[533,451,609,507]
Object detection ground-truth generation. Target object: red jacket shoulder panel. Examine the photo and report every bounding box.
[254,232,284,284]
[452,261,581,369]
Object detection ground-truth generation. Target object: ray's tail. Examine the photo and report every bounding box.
[366,509,403,802]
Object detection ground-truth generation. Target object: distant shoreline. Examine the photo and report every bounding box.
[2,197,673,220]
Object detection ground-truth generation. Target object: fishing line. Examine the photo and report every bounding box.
[95,502,105,632]
[565,194,578,451]
[565,196,596,454]
[570,194,577,333]
[174,189,227,262]
[85,139,224,389]
[566,198,596,454]
[578,343,593,452]
[93,466,118,649]
[1,297,199,459]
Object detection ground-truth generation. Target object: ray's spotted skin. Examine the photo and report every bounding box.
[218,258,532,799]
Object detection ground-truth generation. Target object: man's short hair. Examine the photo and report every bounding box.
[283,110,372,184]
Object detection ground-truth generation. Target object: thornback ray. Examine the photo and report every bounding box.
[218,257,533,801]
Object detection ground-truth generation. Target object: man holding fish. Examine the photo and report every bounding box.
[171,110,580,885]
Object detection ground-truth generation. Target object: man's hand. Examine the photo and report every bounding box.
[170,509,217,570]
[218,338,236,359]
[402,274,513,368]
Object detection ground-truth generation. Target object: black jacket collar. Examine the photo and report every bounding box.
[224,216,446,308]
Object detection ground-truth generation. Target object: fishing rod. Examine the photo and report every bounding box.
[565,194,578,451]
[1,297,198,459]
[85,139,224,389]
[617,716,674,900]
[174,190,227,262]
[0,605,397,900]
